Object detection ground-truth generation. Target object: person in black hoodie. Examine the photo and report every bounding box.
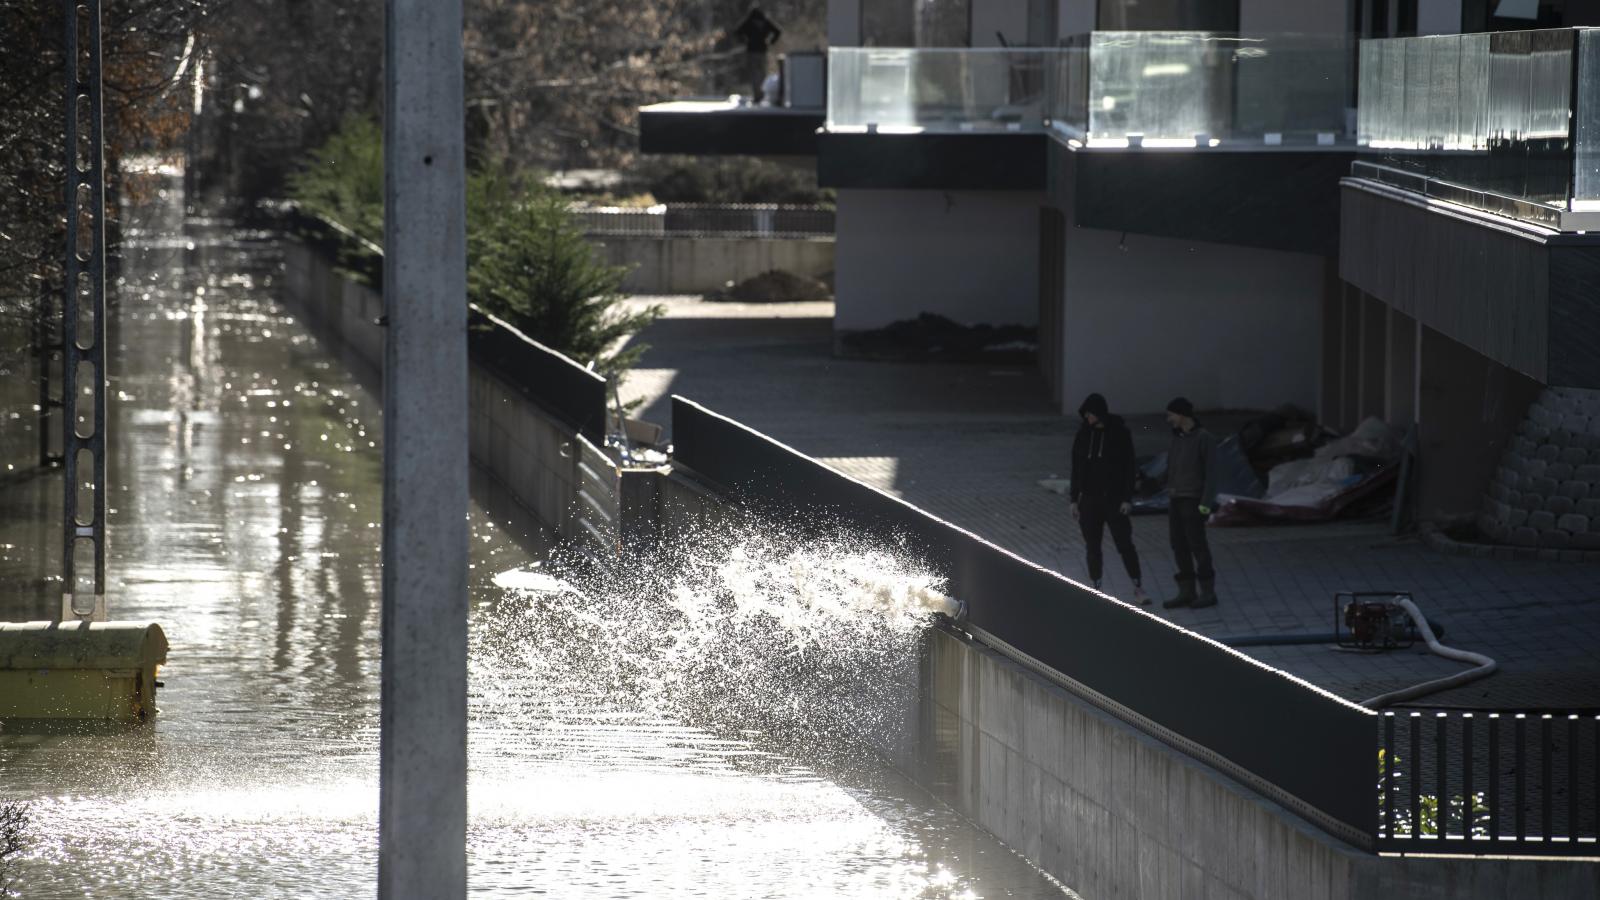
[1070,393,1148,604]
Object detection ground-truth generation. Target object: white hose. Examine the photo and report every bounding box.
[1360,597,1497,709]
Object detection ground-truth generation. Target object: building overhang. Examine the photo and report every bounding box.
[1340,177,1600,389]
[817,130,1047,191]
[637,100,823,157]
[1051,141,1356,256]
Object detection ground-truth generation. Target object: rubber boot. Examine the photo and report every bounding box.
[1162,579,1196,609]
[1192,577,1218,609]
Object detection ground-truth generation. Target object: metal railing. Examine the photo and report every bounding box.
[573,203,834,239]
[1379,710,1600,856]
[1347,159,1589,231]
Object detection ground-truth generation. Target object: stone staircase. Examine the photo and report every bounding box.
[1478,386,1600,558]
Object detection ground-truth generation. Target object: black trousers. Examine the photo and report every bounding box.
[1079,495,1140,583]
[1168,496,1215,583]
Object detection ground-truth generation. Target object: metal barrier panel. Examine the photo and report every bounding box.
[1379,710,1600,857]
[465,308,607,445]
[670,395,1377,845]
[573,433,620,557]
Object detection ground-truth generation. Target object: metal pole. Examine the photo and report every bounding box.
[62,0,108,623]
[379,0,468,896]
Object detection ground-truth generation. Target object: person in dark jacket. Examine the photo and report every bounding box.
[733,6,782,101]
[1161,397,1219,610]
[1070,393,1148,604]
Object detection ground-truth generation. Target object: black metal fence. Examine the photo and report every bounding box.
[1379,710,1600,856]
[668,395,1377,848]
[573,203,834,239]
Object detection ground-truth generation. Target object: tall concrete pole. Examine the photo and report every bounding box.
[379,0,468,896]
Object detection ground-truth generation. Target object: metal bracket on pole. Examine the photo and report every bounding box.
[61,0,108,623]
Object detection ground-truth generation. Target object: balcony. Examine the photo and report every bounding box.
[819,47,1056,189]
[1355,28,1600,232]
[825,47,1057,133]
[824,35,1354,148]
[818,35,1357,235]
[637,52,827,157]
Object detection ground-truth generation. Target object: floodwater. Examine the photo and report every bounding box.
[0,175,1074,898]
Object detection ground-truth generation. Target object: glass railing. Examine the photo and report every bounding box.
[1063,32,1353,148]
[826,47,1060,133]
[1355,28,1600,230]
[827,34,1354,147]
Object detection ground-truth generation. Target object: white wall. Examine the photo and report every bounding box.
[834,189,1043,331]
[1058,226,1324,414]
[1238,0,1348,32]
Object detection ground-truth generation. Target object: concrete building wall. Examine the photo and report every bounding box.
[1323,284,1540,522]
[1238,0,1348,32]
[1057,226,1324,415]
[971,0,1031,46]
[1059,0,1094,35]
[1416,0,1464,34]
[828,0,861,45]
[1417,324,1544,523]
[833,188,1044,331]
[591,236,835,296]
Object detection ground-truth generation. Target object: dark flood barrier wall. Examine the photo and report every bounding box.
[670,396,1374,843]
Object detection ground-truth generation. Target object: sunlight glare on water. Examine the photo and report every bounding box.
[0,174,1073,899]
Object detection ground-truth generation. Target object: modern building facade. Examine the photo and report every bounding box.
[639,0,1600,522]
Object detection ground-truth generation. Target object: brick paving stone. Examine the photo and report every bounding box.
[620,297,1600,709]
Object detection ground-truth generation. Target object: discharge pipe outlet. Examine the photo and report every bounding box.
[1360,596,1496,709]
[927,592,967,625]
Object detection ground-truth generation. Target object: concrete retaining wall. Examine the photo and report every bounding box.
[903,626,1600,900]
[591,236,834,294]
[281,238,586,540]
[833,189,1043,331]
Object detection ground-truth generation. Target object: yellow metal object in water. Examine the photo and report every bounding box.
[0,621,168,722]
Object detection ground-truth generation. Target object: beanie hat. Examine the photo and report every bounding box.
[1078,392,1109,420]
[1166,396,1195,418]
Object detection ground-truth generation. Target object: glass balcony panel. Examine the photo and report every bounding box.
[1576,30,1600,206]
[1356,28,1594,229]
[829,34,1352,145]
[827,47,1052,132]
[1085,32,1351,146]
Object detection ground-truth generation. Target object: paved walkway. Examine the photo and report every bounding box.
[619,296,1600,709]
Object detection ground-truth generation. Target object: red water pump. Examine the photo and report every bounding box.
[1335,592,1417,651]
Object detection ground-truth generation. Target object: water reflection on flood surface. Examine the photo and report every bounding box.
[0,178,1075,899]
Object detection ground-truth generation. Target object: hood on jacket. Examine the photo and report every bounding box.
[1078,393,1109,422]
